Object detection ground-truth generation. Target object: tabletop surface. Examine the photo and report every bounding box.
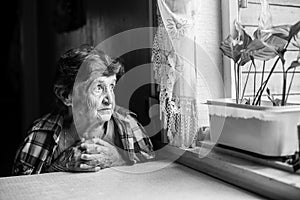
[0,160,265,200]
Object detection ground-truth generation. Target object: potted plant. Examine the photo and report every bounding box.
[207,0,300,168]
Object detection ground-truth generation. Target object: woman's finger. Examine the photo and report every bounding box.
[81,154,91,160]
[81,153,105,161]
[79,163,94,169]
[80,142,95,150]
[76,165,101,172]
[92,138,110,146]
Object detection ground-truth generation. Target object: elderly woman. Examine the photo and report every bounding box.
[13,45,154,175]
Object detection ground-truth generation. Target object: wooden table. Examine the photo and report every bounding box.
[0,160,264,200]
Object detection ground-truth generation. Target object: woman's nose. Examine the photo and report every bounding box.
[102,90,113,105]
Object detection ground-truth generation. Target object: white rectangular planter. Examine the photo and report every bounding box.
[207,98,300,157]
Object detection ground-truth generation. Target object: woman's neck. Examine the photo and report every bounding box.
[66,122,81,141]
[80,121,106,139]
[90,125,105,139]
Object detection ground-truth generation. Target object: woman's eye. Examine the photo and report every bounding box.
[95,84,103,92]
[110,84,115,90]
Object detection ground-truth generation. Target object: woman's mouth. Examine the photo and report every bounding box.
[98,108,112,113]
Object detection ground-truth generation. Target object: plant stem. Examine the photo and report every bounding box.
[253,81,267,105]
[285,68,296,104]
[259,61,266,105]
[282,73,287,106]
[237,62,241,103]
[241,62,253,101]
[261,61,266,93]
[281,59,287,106]
[253,56,281,106]
[253,39,291,106]
[234,62,238,103]
[252,59,257,105]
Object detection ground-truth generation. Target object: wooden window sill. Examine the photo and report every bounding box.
[156,142,300,200]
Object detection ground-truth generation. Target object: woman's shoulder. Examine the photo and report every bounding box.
[13,113,63,175]
[29,112,64,132]
[24,112,63,145]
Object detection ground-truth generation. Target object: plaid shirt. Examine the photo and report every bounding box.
[12,106,155,175]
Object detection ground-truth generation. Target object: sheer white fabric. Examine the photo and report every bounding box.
[152,0,213,148]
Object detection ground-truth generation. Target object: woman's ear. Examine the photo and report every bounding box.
[55,88,72,106]
[63,94,72,106]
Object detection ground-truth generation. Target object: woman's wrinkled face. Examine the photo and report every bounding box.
[85,74,116,124]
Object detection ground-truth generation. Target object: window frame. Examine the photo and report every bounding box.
[221,0,240,98]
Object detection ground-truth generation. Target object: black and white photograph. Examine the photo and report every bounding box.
[0,0,300,199]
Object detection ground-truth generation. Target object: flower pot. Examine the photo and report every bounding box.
[207,98,300,157]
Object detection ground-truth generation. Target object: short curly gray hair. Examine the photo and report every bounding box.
[53,44,124,126]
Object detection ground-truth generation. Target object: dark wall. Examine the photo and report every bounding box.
[0,0,22,177]
[1,0,156,177]
[38,0,153,122]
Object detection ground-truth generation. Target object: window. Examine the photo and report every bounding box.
[151,1,300,199]
[239,0,300,102]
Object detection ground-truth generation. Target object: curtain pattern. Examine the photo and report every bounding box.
[152,0,210,148]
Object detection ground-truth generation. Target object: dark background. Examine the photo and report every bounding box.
[1,0,159,177]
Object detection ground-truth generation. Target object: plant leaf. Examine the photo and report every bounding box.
[265,34,287,52]
[220,35,241,63]
[245,33,287,61]
[253,29,270,41]
[291,34,300,63]
[266,87,275,105]
[220,21,253,63]
[266,87,280,106]
[266,87,271,95]
[273,98,281,106]
[289,20,300,41]
[234,21,253,49]
[245,39,278,61]
[241,98,250,105]
[269,25,291,41]
[287,60,300,72]
[292,33,300,49]
[240,51,251,66]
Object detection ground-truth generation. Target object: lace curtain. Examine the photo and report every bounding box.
[152,0,216,148]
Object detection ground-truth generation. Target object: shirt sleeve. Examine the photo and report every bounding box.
[12,131,55,175]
